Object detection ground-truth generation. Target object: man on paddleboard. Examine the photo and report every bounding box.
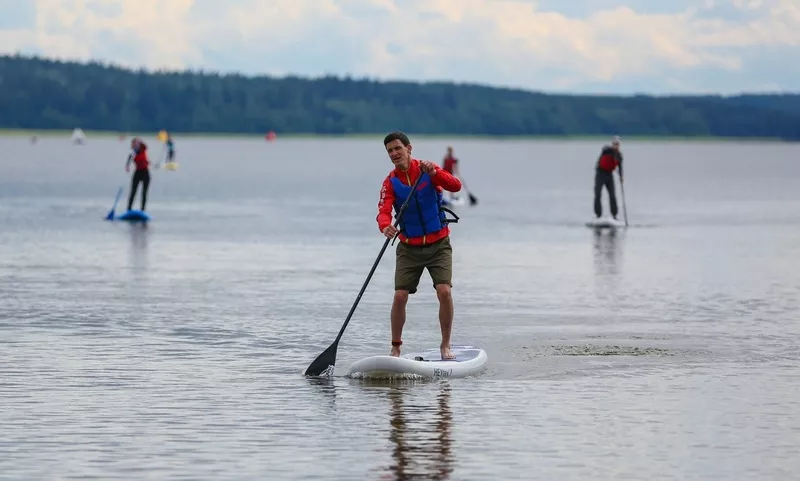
[377,131,463,361]
[125,137,151,211]
[594,136,624,219]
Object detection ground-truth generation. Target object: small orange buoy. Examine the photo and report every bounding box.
[265,131,276,141]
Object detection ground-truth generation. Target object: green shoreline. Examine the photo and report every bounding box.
[1,128,790,142]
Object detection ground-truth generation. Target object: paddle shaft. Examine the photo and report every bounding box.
[106,186,123,219]
[458,178,478,205]
[112,187,123,209]
[156,143,166,168]
[619,173,628,227]
[330,171,426,346]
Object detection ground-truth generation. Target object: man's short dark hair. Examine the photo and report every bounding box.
[384,131,410,146]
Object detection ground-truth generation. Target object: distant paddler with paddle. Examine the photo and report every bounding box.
[125,137,151,212]
[593,136,624,221]
[378,131,462,360]
[442,146,478,206]
[165,132,175,166]
[442,146,459,176]
[155,130,176,169]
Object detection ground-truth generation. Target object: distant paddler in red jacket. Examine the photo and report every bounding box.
[125,137,151,212]
[594,136,624,219]
[442,146,458,176]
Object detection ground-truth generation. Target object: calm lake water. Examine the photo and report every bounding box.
[1,134,799,480]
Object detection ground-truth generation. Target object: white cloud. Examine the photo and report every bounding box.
[19,0,201,69]
[1,0,799,93]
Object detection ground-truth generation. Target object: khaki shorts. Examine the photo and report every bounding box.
[395,236,453,294]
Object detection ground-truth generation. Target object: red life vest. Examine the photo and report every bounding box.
[597,148,619,171]
[443,156,456,173]
[132,142,149,170]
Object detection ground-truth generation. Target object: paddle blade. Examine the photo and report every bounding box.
[304,341,338,377]
[468,193,478,205]
[105,210,114,221]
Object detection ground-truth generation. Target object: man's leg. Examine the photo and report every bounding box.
[605,173,618,219]
[390,290,409,357]
[127,173,140,211]
[427,237,455,360]
[593,170,604,218]
[392,242,424,356]
[141,170,150,211]
[435,284,454,359]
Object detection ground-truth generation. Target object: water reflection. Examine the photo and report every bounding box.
[307,377,338,415]
[592,227,623,278]
[384,381,453,481]
[128,223,149,270]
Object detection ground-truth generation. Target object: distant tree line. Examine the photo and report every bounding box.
[1,54,799,140]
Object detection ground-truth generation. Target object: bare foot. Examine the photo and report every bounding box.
[390,345,401,357]
[440,345,455,360]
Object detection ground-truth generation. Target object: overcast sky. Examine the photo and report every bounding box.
[1,0,799,94]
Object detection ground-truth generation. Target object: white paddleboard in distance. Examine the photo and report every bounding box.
[586,216,623,229]
[347,344,487,379]
[442,192,466,207]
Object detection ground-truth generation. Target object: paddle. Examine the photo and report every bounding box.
[619,174,628,227]
[304,171,426,377]
[105,186,123,221]
[460,178,478,206]
[153,143,164,170]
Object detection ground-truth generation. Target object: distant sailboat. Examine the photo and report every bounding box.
[71,128,86,145]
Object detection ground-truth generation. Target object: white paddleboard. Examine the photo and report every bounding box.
[442,191,466,207]
[586,217,623,229]
[347,344,487,379]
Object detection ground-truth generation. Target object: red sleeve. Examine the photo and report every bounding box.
[431,167,462,192]
[376,175,396,232]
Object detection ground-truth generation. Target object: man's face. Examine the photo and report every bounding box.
[386,139,412,170]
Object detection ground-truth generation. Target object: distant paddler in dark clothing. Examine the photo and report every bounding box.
[125,137,151,211]
[594,136,624,219]
[165,133,175,165]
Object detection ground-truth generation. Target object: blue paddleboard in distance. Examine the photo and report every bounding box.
[117,210,151,222]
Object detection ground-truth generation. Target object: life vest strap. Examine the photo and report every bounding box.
[442,206,459,224]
